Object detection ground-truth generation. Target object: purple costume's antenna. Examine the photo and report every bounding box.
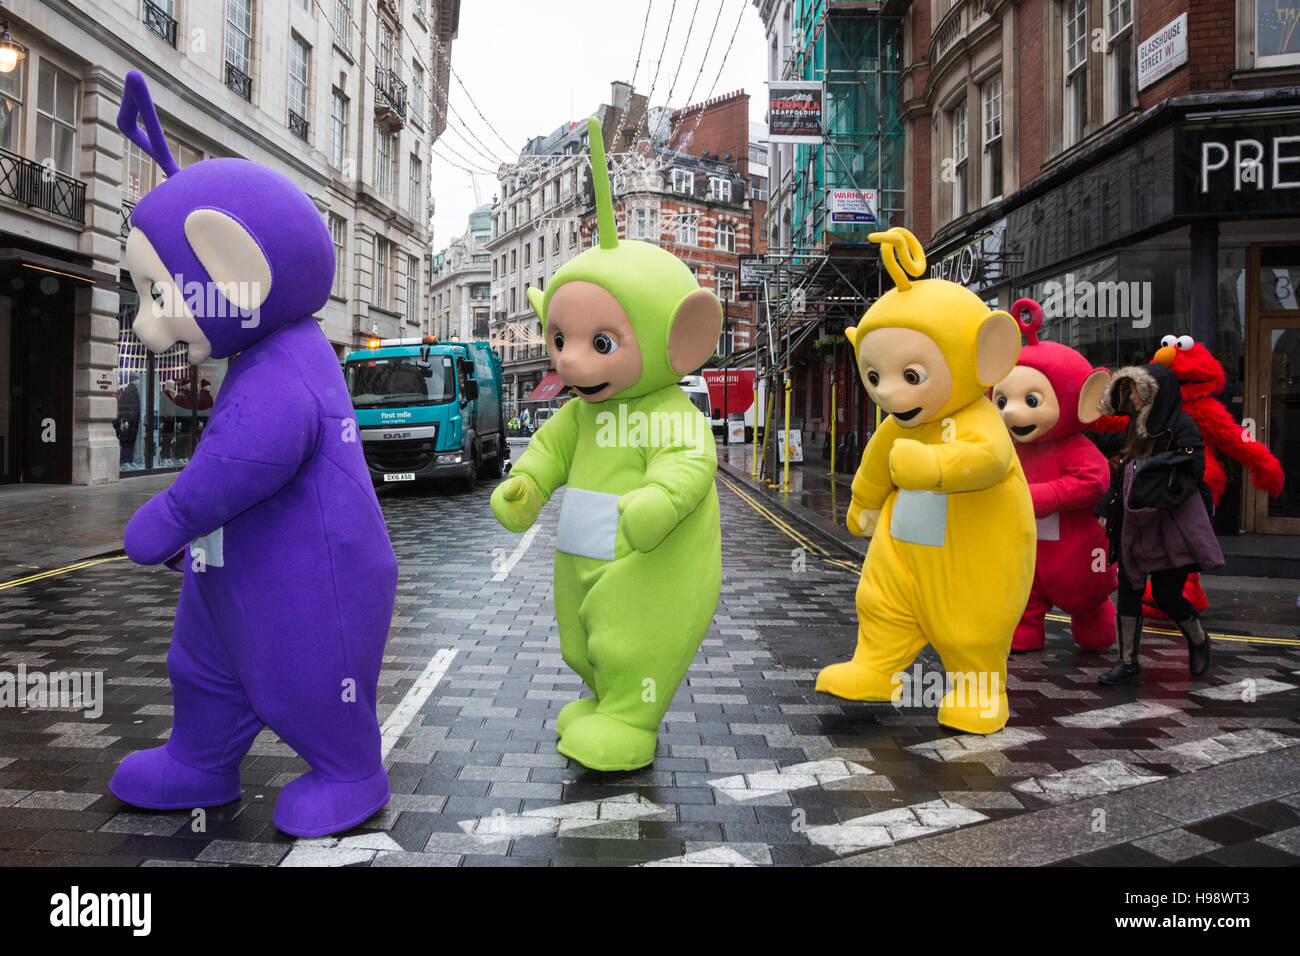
[117,70,179,178]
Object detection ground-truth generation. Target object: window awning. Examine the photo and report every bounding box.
[523,371,568,402]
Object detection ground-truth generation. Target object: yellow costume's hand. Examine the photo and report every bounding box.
[889,439,942,490]
[617,485,678,552]
[490,473,544,532]
[846,501,880,537]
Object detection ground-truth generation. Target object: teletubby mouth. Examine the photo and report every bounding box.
[1011,424,1037,436]
[574,382,610,396]
[893,406,922,422]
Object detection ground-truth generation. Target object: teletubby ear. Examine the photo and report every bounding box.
[527,287,545,323]
[184,208,273,312]
[975,310,1021,387]
[667,289,723,374]
[1076,368,1111,424]
[845,325,860,348]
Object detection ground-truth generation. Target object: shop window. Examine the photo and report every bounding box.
[1256,1,1300,69]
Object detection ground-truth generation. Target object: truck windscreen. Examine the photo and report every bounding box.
[345,355,456,407]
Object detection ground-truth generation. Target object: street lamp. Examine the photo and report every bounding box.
[0,21,26,74]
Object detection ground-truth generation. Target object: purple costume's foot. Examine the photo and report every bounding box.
[109,746,241,810]
[273,767,391,838]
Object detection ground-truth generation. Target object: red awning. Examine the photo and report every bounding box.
[524,372,568,402]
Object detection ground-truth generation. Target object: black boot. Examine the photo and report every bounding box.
[1176,613,1212,678]
[1099,616,1142,685]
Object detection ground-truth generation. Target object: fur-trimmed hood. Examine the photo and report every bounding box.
[1101,362,1190,441]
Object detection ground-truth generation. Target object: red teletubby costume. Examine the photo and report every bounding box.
[1091,334,1284,617]
[992,299,1117,652]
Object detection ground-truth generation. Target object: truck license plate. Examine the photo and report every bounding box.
[383,472,416,482]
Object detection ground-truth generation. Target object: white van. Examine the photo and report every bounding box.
[678,374,712,420]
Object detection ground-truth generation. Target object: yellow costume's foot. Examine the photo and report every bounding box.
[815,660,898,701]
[556,713,658,772]
[555,697,599,737]
[937,690,1008,735]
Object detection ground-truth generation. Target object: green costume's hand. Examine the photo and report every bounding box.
[491,473,544,532]
[617,485,678,552]
[889,438,942,490]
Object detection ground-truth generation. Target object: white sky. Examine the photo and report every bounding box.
[429,0,769,249]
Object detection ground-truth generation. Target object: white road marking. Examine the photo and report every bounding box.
[458,792,671,844]
[492,524,541,581]
[1011,759,1165,805]
[380,648,458,762]
[708,758,876,802]
[1055,701,1178,728]
[1157,728,1296,771]
[907,727,1045,761]
[804,799,988,855]
[1192,678,1296,701]
[642,845,761,867]
[278,832,405,867]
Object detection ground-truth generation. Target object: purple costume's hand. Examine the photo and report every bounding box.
[122,353,319,566]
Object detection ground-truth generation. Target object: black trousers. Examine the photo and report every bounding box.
[1116,560,1197,622]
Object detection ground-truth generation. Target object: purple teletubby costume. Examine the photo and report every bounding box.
[109,71,398,837]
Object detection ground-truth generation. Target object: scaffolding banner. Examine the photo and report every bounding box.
[767,81,824,143]
[827,188,878,225]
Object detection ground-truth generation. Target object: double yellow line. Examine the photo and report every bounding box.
[0,555,127,591]
[717,474,1298,648]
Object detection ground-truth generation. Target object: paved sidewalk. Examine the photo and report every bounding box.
[0,475,177,577]
[716,441,1300,642]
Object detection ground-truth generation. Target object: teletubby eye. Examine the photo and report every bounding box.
[553,331,564,350]
[996,394,1008,409]
[1026,393,1040,408]
[1160,334,1177,348]
[903,368,926,386]
[592,333,617,354]
[149,281,165,307]
[1176,335,1194,351]
[866,370,880,387]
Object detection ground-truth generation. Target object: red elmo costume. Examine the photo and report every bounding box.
[1091,335,1284,617]
[994,299,1117,652]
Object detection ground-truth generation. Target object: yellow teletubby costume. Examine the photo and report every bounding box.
[815,228,1035,734]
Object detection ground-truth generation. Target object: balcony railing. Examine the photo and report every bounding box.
[121,200,134,239]
[0,148,87,223]
[143,0,178,47]
[375,67,407,125]
[288,109,309,142]
[225,62,253,101]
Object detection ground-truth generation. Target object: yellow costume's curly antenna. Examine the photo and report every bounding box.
[868,227,926,291]
[588,117,618,251]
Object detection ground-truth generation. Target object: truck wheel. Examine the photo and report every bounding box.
[462,450,478,493]
[479,440,504,479]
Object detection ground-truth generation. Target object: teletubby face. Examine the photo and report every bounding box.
[545,281,645,403]
[124,227,214,363]
[856,327,954,428]
[992,366,1061,443]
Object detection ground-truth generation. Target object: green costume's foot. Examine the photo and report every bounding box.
[556,714,658,772]
[937,690,1008,735]
[555,697,599,737]
[815,660,896,701]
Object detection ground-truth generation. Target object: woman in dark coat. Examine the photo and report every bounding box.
[1092,362,1224,684]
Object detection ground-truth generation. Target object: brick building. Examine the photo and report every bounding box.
[898,0,1300,536]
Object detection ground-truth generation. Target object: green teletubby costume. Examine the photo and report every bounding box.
[490,118,723,772]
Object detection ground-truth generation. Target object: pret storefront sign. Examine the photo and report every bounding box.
[1137,13,1188,91]
[1176,110,1300,217]
[768,81,824,144]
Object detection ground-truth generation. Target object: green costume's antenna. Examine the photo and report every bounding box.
[588,117,618,250]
